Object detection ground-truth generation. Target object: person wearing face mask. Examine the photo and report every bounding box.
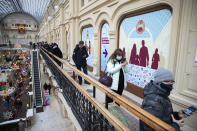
[105,49,128,108]
[140,68,189,131]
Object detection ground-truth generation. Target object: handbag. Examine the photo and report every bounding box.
[99,67,112,87]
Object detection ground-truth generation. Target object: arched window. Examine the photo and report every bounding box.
[118,7,172,97]
[4,35,9,43]
[81,26,94,72]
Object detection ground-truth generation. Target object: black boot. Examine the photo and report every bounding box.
[84,80,90,85]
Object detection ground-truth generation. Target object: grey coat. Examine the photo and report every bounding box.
[140,81,180,131]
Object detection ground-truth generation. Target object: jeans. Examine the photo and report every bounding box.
[76,64,88,84]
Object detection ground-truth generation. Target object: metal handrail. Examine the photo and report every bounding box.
[30,50,35,108]
[32,50,43,107]
[41,48,175,131]
[40,48,130,131]
[37,50,44,106]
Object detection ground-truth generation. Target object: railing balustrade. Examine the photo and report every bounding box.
[40,48,175,131]
[40,49,129,131]
[0,122,19,131]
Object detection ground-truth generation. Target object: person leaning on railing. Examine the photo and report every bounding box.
[140,68,190,131]
[106,48,128,106]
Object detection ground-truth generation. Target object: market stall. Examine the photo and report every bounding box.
[0,50,32,122]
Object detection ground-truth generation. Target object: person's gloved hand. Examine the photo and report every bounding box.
[171,115,184,127]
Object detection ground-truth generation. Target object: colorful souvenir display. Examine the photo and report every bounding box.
[0,50,31,97]
[0,50,32,122]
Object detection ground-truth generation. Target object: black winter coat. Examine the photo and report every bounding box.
[140,81,181,131]
[52,47,63,58]
[72,45,88,66]
[44,83,48,90]
[52,47,63,66]
[43,44,50,51]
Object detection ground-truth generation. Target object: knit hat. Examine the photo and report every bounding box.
[154,68,175,83]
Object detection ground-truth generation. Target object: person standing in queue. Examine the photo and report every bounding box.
[47,83,51,95]
[33,43,36,50]
[29,41,32,49]
[72,41,90,85]
[105,48,128,108]
[44,82,48,90]
[52,43,63,67]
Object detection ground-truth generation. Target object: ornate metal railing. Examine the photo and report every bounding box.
[40,49,127,131]
[40,48,176,131]
[0,122,19,131]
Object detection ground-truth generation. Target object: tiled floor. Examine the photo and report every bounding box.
[27,95,73,131]
[27,59,74,131]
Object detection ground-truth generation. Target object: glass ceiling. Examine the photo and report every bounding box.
[0,0,51,24]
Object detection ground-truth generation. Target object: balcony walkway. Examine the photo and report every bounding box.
[27,66,74,131]
[27,95,74,131]
[28,48,195,131]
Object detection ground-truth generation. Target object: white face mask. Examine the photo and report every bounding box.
[116,56,122,60]
[53,45,57,49]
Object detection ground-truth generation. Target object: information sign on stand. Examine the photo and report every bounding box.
[44,90,50,106]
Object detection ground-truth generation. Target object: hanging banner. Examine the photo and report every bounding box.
[17,24,26,34]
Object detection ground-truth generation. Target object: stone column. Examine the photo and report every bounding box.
[69,20,75,62]
[109,30,117,56]
[93,32,99,76]
[59,6,66,55]
[53,29,56,43]
[60,25,66,56]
